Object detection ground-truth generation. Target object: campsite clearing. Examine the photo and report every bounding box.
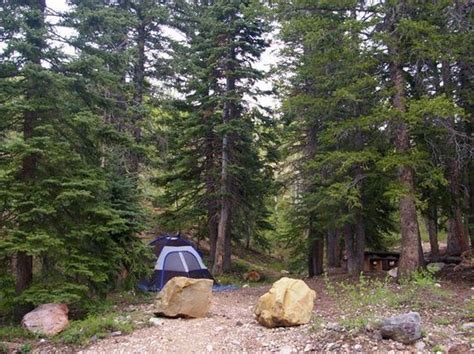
[28,267,473,353]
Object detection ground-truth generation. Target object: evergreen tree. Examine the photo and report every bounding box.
[156,0,275,274]
[0,0,151,317]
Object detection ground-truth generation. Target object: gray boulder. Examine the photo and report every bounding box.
[380,312,422,344]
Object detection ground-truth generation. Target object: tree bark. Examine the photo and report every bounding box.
[213,43,236,275]
[204,108,218,265]
[130,7,146,174]
[387,2,423,278]
[456,0,474,249]
[304,121,323,276]
[223,220,232,272]
[424,202,439,260]
[14,0,47,319]
[308,237,324,277]
[442,61,470,255]
[326,229,341,268]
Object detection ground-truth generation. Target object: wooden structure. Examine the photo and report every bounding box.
[363,251,400,272]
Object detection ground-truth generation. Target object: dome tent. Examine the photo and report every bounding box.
[138,234,214,292]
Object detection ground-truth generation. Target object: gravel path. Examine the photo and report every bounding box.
[72,276,472,354]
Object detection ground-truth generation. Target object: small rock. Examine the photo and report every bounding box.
[110,331,122,337]
[395,343,406,350]
[243,284,250,288]
[206,344,213,352]
[434,283,441,288]
[354,344,362,351]
[461,322,474,331]
[148,317,164,326]
[388,268,398,278]
[279,345,294,354]
[447,343,470,354]
[415,341,426,351]
[326,322,341,331]
[380,312,422,344]
[236,320,243,326]
[303,344,313,352]
[280,270,290,275]
[326,343,340,350]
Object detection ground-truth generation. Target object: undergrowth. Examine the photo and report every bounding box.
[0,290,154,347]
[324,270,450,331]
[56,313,134,345]
[0,326,37,341]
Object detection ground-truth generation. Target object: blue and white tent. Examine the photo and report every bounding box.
[138,235,214,291]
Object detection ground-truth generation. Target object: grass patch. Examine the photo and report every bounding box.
[309,315,324,332]
[324,270,451,329]
[56,313,134,345]
[0,326,37,341]
[0,343,8,354]
[434,317,451,326]
[340,316,371,332]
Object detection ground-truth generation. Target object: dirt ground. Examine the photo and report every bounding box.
[31,268,473,354]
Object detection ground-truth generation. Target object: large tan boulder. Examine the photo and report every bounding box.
[22,303,69,336]
[254,277,316,328]
[154,277,213,318]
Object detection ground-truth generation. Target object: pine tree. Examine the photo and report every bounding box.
[156,0,275,274]
[278,0,396,276]
[0,0,151,316]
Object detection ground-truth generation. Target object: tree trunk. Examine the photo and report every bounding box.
[424,202,439,260]
[208,205,218,267]
[447,219,462,255]
[204,110,218,266]
[456,0,474,249]
[223,221,232,272]
[15,0,47,310]
[130,9,146,174]
[346,146,366,275]
[213,135,230,275]
[15,251,33,296]
[213,44,236,275]
[388,5,423,278]
[326,229,341,268]
[442,61,470,255]
[344,218,365,276]
[308,237,324,277]
[446,161,469,255]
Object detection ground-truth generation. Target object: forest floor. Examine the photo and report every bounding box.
[10,265,472,354]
